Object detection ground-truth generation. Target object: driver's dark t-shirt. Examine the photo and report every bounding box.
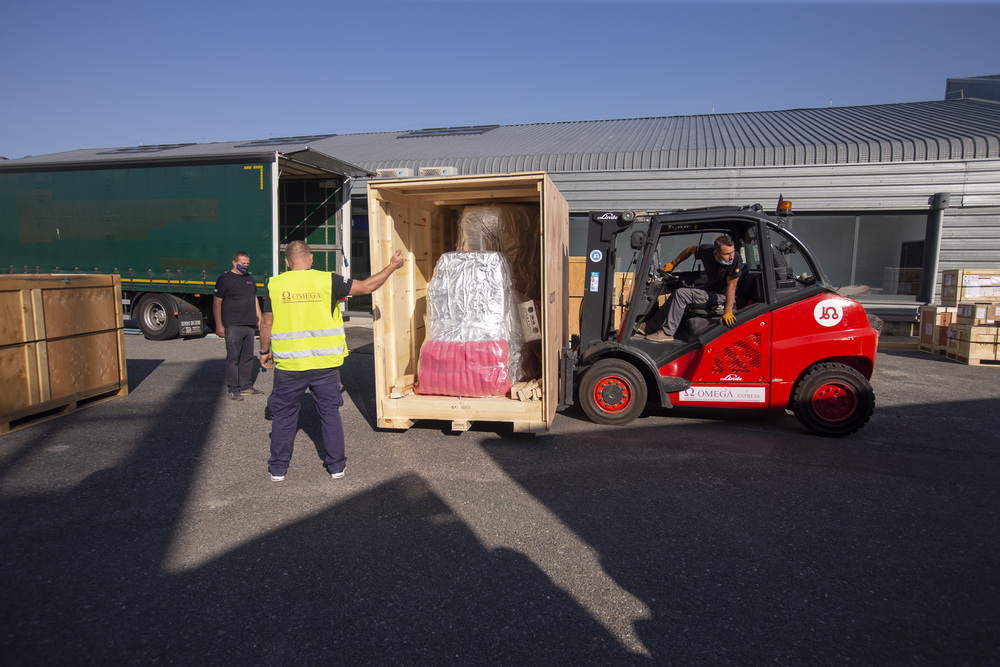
[695,244,742,293]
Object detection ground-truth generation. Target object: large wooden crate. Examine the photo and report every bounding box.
[945,323,1000,365]
[941,269,1000,307]
[1,274,128,434]
[367,173,568,432]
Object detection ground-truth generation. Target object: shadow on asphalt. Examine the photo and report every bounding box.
[126,358,163,392]
[0,353,635,664]
[4,333,999,663]
[477,413,1000,663]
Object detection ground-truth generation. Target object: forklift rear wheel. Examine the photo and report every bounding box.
[579,359,647,426]
[791,362,874,437]
[136,293,180,341]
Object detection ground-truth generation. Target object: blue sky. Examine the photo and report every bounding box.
[2,0,998,160]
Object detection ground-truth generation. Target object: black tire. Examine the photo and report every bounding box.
[136,293,180,341]
[579,358,648,426]
[791,362,875,437]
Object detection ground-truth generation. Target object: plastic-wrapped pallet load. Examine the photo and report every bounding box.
[415,252,523,398]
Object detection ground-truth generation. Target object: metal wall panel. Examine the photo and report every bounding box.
[546,160,1000,212]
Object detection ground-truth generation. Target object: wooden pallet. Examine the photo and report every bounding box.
[1,383,128,435]
[946,352,1000,366]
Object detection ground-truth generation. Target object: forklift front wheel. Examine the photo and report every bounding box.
[791,362,875,437]
[579,359,648,426]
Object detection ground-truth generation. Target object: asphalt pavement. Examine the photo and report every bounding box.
[1,315,999,665]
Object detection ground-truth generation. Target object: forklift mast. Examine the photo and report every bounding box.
[579,211,635,350]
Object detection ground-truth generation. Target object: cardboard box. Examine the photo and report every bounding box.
[1,274,128,434]
[367,173,568,432]
[941,269,1000,306]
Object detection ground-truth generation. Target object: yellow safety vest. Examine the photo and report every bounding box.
[267,269,348,371]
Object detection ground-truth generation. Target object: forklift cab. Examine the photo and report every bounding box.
[626,214,827,344]
[577,206,829,355]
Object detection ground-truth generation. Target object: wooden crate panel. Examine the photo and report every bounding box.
[0,290,33,347]
[46,331,125,401]
[42,286,119,338]
[0,344,39,415]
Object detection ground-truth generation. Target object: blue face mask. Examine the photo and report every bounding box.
[718,258,732,266]
[236,264,249,274]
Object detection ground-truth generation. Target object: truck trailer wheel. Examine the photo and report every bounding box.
[136,293,180,341]
[791,362,874,437]
[579,358,647,426]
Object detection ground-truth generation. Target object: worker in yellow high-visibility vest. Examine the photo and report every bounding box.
[259,240,404,482]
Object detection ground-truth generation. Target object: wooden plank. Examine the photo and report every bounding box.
[541,172,568,428]
[377,394,546,426]
[0,344,39,415]
[0,289,32,347]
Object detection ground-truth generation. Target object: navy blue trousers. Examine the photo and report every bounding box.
[267,367,346,476]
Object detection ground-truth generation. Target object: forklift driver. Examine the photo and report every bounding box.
[642,235,742,342]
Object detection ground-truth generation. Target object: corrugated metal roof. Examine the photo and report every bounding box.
[4,99,1000,174]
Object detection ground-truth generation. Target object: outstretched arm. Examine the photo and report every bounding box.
[662,245,698,273]
[350,249,405,295]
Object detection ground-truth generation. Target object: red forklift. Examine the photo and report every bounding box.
[561,201,881,436]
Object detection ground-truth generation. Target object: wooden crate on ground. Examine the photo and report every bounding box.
[918,306,956,355]
[1,274,128,434]
[945,323,1000,365]
[367,173,568,433]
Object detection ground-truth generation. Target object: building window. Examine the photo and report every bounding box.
[786,213,927,298]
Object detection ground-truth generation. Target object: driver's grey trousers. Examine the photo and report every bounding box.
[645,287,724,335]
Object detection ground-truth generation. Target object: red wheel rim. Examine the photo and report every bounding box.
[593,375,632,413]
[811,381,857,422]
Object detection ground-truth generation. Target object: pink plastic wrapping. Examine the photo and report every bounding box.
[413,340,511,398]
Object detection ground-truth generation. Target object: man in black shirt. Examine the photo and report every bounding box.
[645,235,743,342]
[213,251,263,400]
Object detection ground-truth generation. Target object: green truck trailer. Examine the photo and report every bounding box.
[0,146,368,339]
